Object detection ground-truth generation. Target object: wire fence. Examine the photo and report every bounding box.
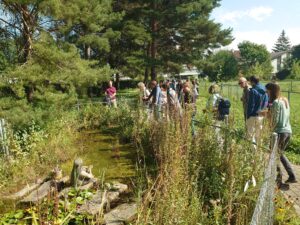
[250,133,278,225]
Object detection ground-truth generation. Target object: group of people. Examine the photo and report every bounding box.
[106,76,296,189]
[238,76,296,189]
[138,79,199,119]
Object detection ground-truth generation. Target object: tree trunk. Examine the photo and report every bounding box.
[115,73,120,90]
[20,5,33,62]
[144,67,149,84]
[144,43,151,83]
[84,45,91,59]
[150,2,158,81]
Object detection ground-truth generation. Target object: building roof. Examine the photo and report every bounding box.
[271,51,290,60]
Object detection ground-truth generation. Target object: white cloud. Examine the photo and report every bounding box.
[286,27,300,46]
[219,6,273,23]
[224,28,300,51]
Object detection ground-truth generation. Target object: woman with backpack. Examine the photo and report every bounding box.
[265,83,297,190]
[205,84,221,117]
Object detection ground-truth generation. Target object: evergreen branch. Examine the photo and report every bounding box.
[0,18,21,31]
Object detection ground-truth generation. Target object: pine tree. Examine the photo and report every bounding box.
[272,30,291,52]
[109,0,233,81]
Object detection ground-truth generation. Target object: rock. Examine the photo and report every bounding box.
[104,203,137,224]
[111,182,128,194]
[4,180,43,200]
[106,222,124,225]
[21,181,52,203]
[77,191,120,215]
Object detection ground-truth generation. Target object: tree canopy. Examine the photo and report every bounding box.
[238,41,272,78]
[203,50,239,82]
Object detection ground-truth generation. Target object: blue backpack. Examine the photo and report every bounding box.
[254,86,269,111]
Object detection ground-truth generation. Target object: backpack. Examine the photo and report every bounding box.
[254,85,269,111]
[259,92,269,111]
[217,98,231,120]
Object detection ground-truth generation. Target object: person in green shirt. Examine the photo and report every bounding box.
[266,83,297,189]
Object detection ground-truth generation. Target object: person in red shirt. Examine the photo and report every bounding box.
[105,80,117,107]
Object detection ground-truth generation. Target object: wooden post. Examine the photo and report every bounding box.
[0,119,9,155]
[71,158,83,188]
[288,91,291,103]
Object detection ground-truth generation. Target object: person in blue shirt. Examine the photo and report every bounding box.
[246,76,268,149]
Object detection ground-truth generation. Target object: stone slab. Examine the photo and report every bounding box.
[104,203,137,224]
[77,191,120,215]
[21,181,52,203]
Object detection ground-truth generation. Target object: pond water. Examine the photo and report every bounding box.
[0,130,136,215]
[62,130,136,181]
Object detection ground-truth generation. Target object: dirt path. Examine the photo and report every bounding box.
[281,163,300,215]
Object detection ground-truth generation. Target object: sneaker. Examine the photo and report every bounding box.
[278,183,290,191]
[285,177,297,184]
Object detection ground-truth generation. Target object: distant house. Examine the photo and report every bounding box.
[271,51,290,74]
[232,50,290,75]
[162,65,201,80]
[174,65,201,80]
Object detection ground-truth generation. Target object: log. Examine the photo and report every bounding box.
[21,181,52,203]
[4,180,43,200]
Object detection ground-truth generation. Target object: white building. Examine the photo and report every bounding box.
[271,51,290,74]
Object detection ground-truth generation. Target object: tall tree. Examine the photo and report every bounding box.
[272,30,291,52]
[111,0,233,81]
[45,0,123,60]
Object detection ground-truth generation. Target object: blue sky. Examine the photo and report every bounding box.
[212,0,300,51]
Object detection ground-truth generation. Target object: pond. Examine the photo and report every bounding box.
[62,130,136,181]
[0,130,136,215]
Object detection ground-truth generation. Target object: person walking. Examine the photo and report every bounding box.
[238,77,251,122]
[105,80,117,107]
[266,83,297,189]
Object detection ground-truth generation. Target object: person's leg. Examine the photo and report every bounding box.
[254,116,264,149]
[278,133,296,181]
[246,117,256,149]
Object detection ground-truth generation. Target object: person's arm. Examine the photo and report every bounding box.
[145,88,154,101]
[270,101,280,130]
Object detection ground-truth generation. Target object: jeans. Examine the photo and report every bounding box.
[276,133,296,185]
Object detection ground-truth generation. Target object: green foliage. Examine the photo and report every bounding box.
[289,60,300,79]
[203,50,239,82]
[238,41,272,77]
[0,188,95,224]
[272,30,291,52]
[109,0,233,80]
[79,101,135,141]
[291,44,300,61]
